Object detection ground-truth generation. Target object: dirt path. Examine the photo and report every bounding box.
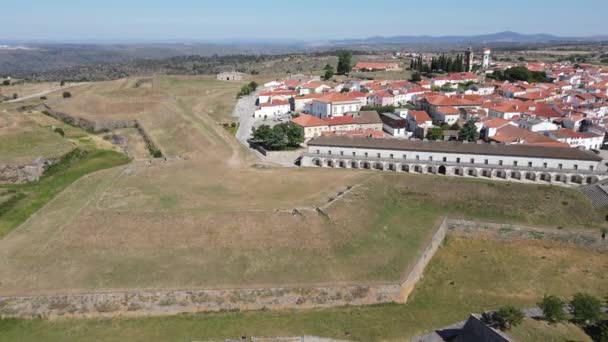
[7,83,88,103]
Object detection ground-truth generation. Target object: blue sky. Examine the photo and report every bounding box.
[2,0,606,42]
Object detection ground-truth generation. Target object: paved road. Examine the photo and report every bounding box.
[7,83,88,103]
[233,92,258,145]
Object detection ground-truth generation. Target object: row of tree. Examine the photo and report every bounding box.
[410,54,467,73]
[237,81,259,98]
[488,292,606,337]
[251,123,304,151]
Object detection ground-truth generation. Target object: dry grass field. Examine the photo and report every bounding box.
[0,75,604,299]
[0,103,75,165]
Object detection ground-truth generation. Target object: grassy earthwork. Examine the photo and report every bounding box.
[0,237,605,341]
[0,76,606,341]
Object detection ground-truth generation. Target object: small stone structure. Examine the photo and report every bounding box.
[217,72,245,81]
[0,157,60,184]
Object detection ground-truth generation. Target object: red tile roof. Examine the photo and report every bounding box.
[409,110,432,125]
[291,114,327,127]
[492,125,568,147]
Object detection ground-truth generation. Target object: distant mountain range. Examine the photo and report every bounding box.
[330,31,608,45]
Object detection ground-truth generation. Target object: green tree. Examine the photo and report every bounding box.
[266,125,289,150]
[337,52,353,75]
[2,80,10,86]
[248,81,258,91]
[410,72,422,82]
[538,295,566,323]
[494,306,525,331]
[53,127,65,137]
[426,127,444,141]
[60,80,66,86]
[440,83,453,92]
[458,120,479,142]
[570,293,602,325]
[323,64,335,81]
[252,124,272,142]
[286,124,304,147]
[598,322,608,342]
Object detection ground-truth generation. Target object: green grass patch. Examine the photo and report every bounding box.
[222,122,239,136]
[508,318,593,342]
[0,148,130,237]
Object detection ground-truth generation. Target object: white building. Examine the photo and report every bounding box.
[254,100,290,119]
[381,113,409,137]
[311,93,363,118]
[301,136,604,185]
[544,130,604,150]
[518,118,559,132]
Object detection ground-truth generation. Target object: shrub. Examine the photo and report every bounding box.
[53,127,65,137]
[152,149,163,158]
[570,293,602,325]
[12,93,18,99]
[62,91,72,98]
[493,306,524,330]
[2,80,10,86]
[538,294,566,323]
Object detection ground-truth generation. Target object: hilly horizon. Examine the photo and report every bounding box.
[331,31,608,45]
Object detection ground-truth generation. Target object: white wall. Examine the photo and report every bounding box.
[306,145,600,172]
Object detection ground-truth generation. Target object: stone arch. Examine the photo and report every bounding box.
[554,174,567,183]
[586,175,599,185]
[374,162,384,171]
[570,174,583,184]
[362,162,372,170]
[539,173,552,182]
[438,165,447,175]
[454,167,464,176]
[525,172,536,181]
[427,166,436,174]
[326,159,335,168]
[338,160,347,168]
[481,169,492,178]
[387,163,397,172]
[401,164,410,172]
[467,168,478,177]
[494,170,507,179]
[414,165,423,173]
[313,159,322,167]
[510,171,521,180]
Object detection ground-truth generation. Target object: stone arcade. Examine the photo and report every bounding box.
[301,136,606,186]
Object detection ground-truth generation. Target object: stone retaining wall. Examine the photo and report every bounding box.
[446,218,607,250]
[0,284,400,320]
[398,218,448,303]
[40,104,162,158]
